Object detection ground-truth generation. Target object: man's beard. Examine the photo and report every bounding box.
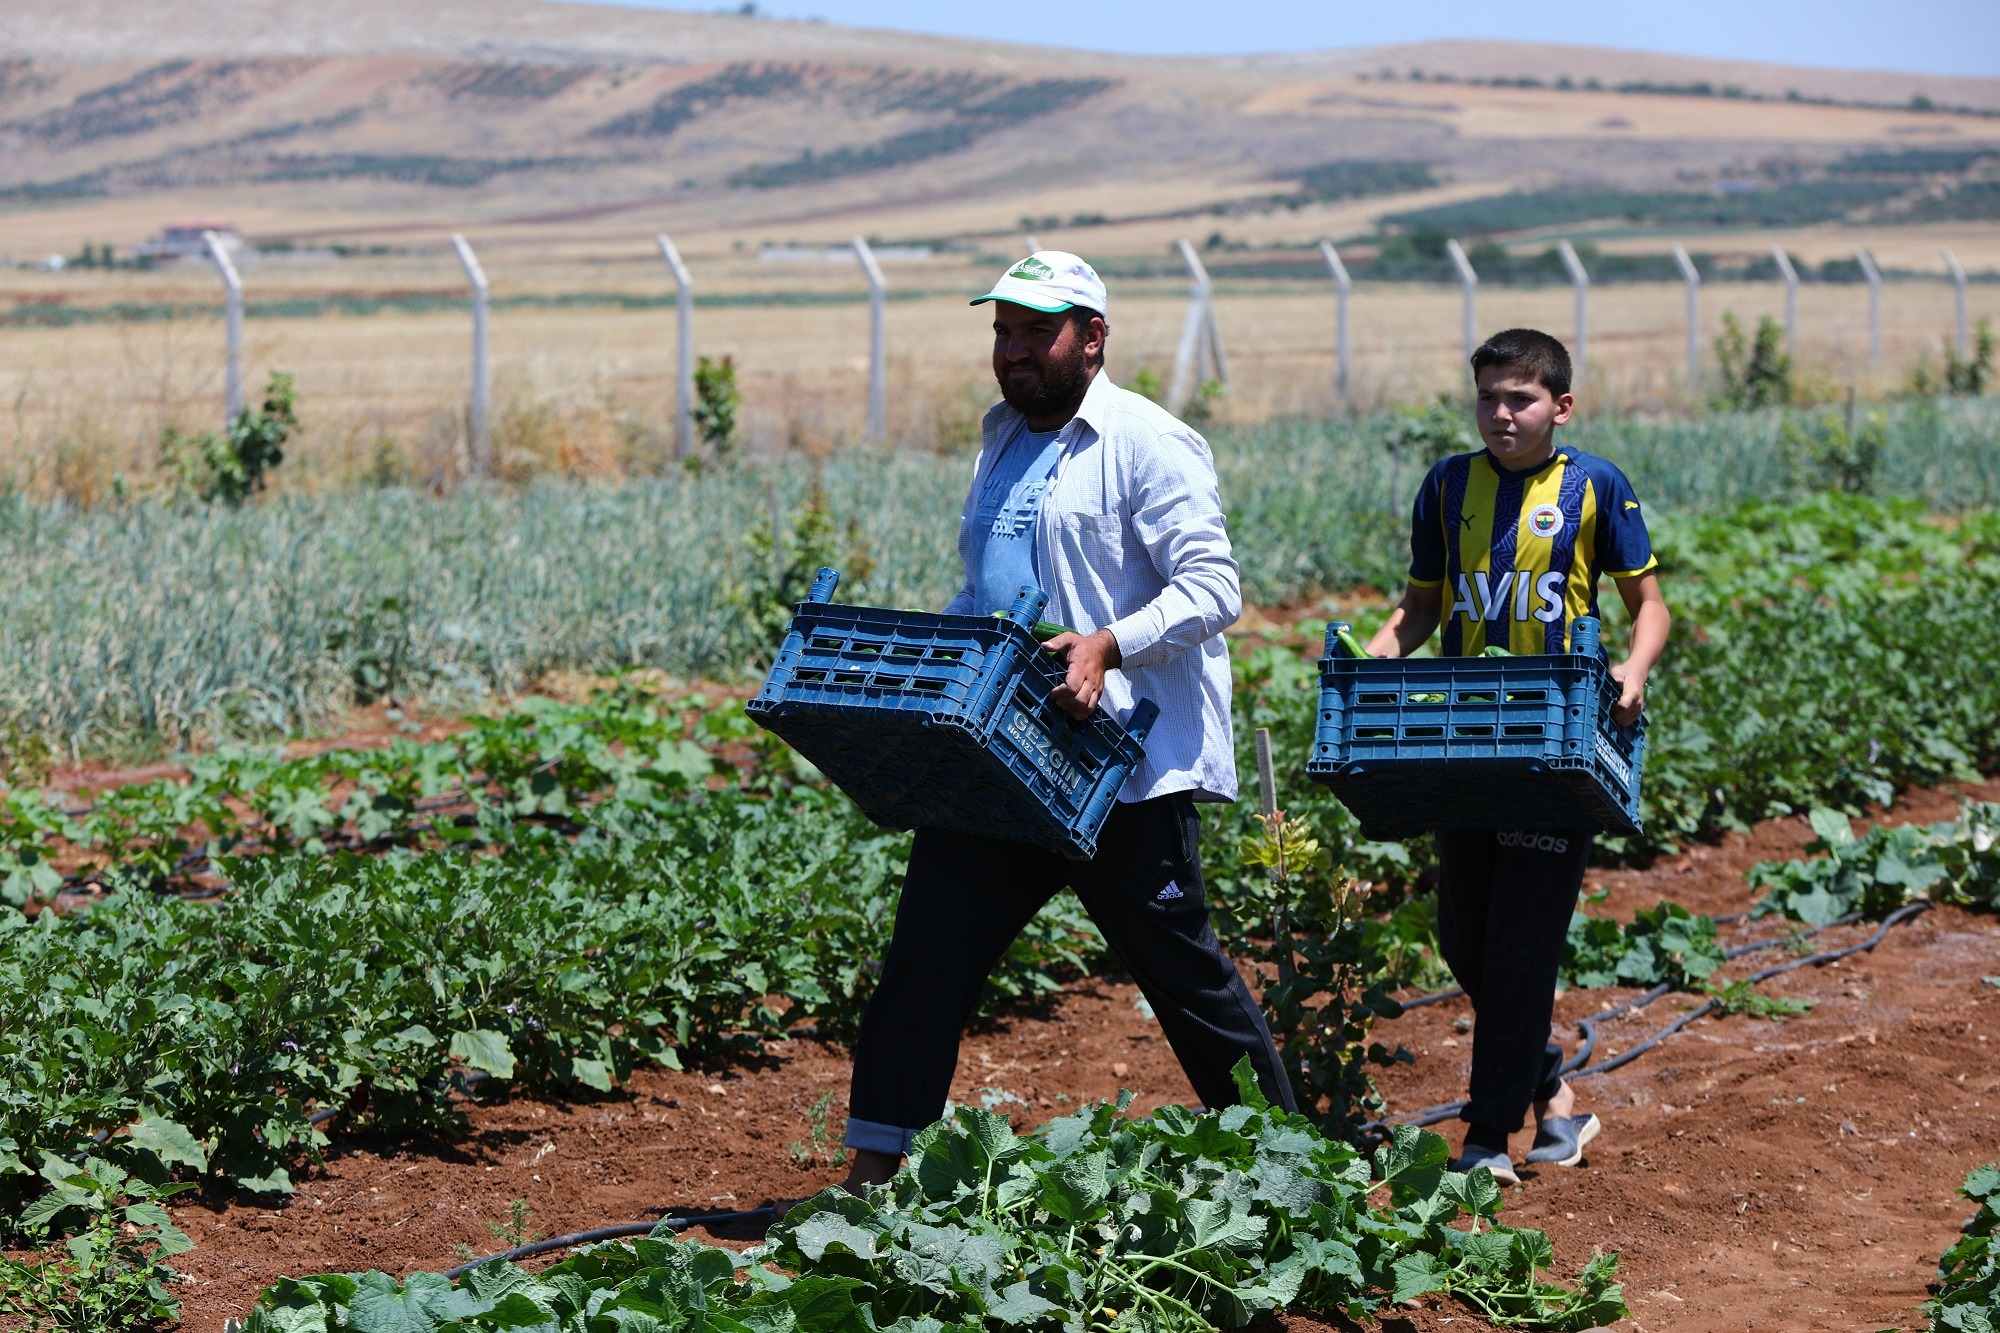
[998,348,1093,419]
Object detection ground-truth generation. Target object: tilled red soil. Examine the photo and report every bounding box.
[142,779,2000,1331]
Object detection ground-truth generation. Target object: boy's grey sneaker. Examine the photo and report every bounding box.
[1448,1147,1520,1186]
[1524,1112,1600,1167]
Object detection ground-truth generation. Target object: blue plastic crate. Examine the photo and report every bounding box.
[1304,617,1645,839]
[745,567,1159,859]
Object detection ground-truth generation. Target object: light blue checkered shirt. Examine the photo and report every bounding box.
[944,373,1241,803]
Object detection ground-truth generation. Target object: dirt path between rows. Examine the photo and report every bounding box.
[155,780,2000,1333]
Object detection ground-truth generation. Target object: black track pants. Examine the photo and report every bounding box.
[1434,827,1593,1135]
[844,792,1295,1153]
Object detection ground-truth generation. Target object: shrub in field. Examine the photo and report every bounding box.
[1237,810,1408,1139]
[1713,311,1792,411]
[1782,402,1885,494]
[692,353,741,458]
[159,371,297,506]
[244,1082,1627,1333]
[1915,319,1996,398]
[736,484,878,667]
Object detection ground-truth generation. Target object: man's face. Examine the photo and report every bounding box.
[1474,366,1573,470]
[991,302,1103,422]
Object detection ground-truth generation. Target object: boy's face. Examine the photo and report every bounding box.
[1474,366,1573,471]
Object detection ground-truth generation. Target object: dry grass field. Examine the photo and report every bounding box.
[2,0,1997,495]
[3,239,1990,499]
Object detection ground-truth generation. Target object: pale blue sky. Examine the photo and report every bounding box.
[604,0,2000,78]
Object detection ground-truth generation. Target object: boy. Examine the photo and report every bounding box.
[1364,328,1671,1183]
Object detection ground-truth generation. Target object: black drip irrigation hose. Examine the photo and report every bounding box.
[441,1206,779,1280]
[1365,903,1930,1133]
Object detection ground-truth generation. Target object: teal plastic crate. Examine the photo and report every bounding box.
[1304,616,1645,839]
[746,568,1158,859]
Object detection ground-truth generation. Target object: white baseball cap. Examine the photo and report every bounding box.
[971,250,1107,319]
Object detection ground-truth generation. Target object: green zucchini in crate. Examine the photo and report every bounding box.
[746,568,1158,859]
[1305,616,1645,839]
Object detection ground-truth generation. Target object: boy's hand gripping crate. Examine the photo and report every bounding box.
[745,568,1159,859]
[1304,616,1645,839]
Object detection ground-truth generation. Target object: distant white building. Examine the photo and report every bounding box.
[138,218,243,262]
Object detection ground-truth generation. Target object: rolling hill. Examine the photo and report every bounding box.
[2,0,1998,253]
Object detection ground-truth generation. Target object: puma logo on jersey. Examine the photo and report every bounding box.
[1453,570,1565,625]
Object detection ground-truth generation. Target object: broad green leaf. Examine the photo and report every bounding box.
[985,1281,1057,1326]
[1039,1150,1108,1223]
[1389,1251,1444,1302]
[126,1113,210,1172]
[1371,1125,1448,1205]
[769,1275,874,1333]
[788,1211,880,1262]
[347,1274,446,1333]
[450,1029,518,1080]
[1808,807,1855,848]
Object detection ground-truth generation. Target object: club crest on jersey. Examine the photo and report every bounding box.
[1528,504,1565,539]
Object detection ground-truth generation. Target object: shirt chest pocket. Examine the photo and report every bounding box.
[1053,510,1125,568]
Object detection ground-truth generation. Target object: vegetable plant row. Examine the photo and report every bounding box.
[246,1077,1629,1333]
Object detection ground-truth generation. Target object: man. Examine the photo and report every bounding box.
[840,251,1295,1190]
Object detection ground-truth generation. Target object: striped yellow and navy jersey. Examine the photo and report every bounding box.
[1408,446,1657,657]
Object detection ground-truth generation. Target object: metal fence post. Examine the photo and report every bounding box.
[1557,239,1589,383]
[1168,238,1226,413]
[656,234,695,460]
[450,234,491,477]
[1854,248,1883,371]
[1446,239,1478,365]
[852,236,887,440]
[1943,247,1970,358]
[1672,244,1701,385]
[1771,246,1799,359]
[1318,239,1351,403]
[202,230,243,427]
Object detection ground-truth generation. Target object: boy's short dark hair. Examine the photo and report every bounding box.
[1471,328,1572,400]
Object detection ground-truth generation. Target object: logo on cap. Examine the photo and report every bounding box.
[1528,504,1564,539]
[1008,257,1056,281]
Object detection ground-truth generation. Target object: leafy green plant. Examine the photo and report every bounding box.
[1749,803,2000,925]
[1126,367,1164,402]
[736,484,877,664]
[1783,402,1885,494]
[787,1089,851,1169]
[483,1198,541,1251]
[691,354,740,457]
[243,1075,1626,1332]
[160,371,297,505]
[1927,320,1996,398]
[1713,312,1792,410]
[1237,810,1407,1140]
[1562,900,1726,989]
[1927,1163,1999,1332]
[1701,976,1811,1020]
[0,1158,193,1331]
[1181,377,1227,425]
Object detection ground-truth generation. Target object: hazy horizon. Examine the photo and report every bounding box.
[582,0,2000,80]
